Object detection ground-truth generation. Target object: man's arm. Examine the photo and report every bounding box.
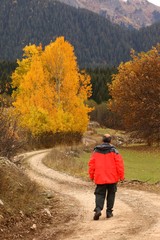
[88,154,95,181]
[115,153,125,181]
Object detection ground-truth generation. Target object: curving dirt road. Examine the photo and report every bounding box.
[24,150,160,240]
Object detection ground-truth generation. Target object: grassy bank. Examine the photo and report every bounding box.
[0,157,76,239]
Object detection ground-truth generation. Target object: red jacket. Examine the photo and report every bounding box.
[88,143,124,184]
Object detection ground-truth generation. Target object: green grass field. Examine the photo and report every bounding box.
[43,144,160,184]
[77,146,160,183]
[119,146,160,183]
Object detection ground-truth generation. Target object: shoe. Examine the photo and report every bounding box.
[106,212,113,218]
[93,211,101,220]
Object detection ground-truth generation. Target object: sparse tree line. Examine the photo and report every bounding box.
[0,38,160,158]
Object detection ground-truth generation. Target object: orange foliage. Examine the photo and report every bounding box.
[12,37,92,135]
[108,45,160,144]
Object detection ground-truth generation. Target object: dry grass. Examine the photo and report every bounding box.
[43,145,89,179]
[0,158,43,215]
[0,157,77,240]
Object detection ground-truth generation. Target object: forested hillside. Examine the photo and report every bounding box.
[0,0,160,67]
[0,0,132,67]
[132,22,160,52]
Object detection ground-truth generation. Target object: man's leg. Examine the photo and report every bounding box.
[94,184,107,220]
[106,183,117,218]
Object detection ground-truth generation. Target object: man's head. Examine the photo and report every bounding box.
[102,134,111,143]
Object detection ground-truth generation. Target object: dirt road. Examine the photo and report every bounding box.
[25,150,160,240]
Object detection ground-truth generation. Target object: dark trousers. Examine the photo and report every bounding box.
[94,183,117,214]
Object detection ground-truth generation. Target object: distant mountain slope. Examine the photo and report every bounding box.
[58,0,160,29]
[0,0,133,66]
[0,0,160,67]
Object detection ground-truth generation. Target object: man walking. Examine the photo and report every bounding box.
[88,134,124,220]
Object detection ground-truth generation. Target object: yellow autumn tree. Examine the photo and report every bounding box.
[108,45,160,145]
[12,37,92,135]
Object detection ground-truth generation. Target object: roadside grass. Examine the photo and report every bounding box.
[0,158,44,215]
[43,144,160,184]
[43,146,88,180]
[0,157,72,239]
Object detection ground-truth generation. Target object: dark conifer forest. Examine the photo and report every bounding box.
[0,0,160,67]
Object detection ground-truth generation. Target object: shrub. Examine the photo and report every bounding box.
[0,98,25,159]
